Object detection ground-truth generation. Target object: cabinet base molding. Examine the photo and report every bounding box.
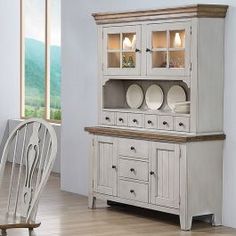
[89,193,220,231]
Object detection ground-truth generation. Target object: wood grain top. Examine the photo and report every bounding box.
[92,4,228,24]
[0,214,40,230]
[85,126,226,143]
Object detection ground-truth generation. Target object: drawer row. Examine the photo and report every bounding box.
[102,111,190,132]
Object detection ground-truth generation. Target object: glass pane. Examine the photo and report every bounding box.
[108,34,120,50]
[49,0,61,121]
[152,51,167,68]
[24,0,46,118]
[170,30,185,48]
[152,31,167,49]
[108,52,120,68]
[122,52,136,68]
[122,33,136,50]
[169,50,185,68]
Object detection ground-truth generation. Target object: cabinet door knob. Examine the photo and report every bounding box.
[135,48,141,53]
[112,165,116,169]
[105,117,110,121]
[133,119,138,123]
[179,122,184,126]
[119,118,124,122]
[130,168,135,172]
[147,120,152,124]
[163,121,168,125]
[146,48,152,53]
[130,146,135,151]
[130,189,135,193]
[150,171,155,175]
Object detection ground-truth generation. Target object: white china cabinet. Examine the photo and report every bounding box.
[85,4,228,231]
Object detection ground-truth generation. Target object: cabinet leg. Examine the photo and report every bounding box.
[212,213,222,226]
[88,195,96,209]
[179,214,192,231]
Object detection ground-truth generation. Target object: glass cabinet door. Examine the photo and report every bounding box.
[103,26,141,76]
[146,22,191,77]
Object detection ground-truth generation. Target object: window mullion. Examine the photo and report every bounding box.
[45,0,51,120]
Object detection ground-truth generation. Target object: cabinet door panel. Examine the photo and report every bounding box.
[94,136,117,196]
[103,25,141,76]
[146,21,191,77]
[150,142,180,209]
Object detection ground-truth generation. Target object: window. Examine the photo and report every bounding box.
[21,0,61,122]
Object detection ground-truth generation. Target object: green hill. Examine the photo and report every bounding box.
[25,38,61,119]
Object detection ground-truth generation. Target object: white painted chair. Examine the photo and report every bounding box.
[0,118,57,236]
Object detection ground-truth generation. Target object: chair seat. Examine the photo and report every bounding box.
[0,214,40,230]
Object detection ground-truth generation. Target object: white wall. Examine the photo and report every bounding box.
[0,0,20,155]
[61,0,236,228]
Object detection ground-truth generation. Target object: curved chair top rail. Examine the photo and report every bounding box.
[0,118,57,222]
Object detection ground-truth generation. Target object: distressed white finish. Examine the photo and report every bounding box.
[89,135,223,231]
[0,118,57,235]
[88,4,227,231]
[150,142,180,209]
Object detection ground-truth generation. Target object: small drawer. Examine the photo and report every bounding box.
[116,112,128,126]
[174,117,190,132]
[118,180,148,203]
[101,111,115,125]
[158,116,174,131]
[128,113,143,128]
[119,158,149,182]
[118,138,148,159]
[144,115,157,129]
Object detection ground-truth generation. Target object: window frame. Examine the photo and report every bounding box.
[20,0,61,124]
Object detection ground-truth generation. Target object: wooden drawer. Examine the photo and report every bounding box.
[118,180,148,203]
[116,112,128,126]
[118,138,148,159]
[119,158,149,182]
[174,117,190,132]
[101,111,115,125]
[128,113,143,128]
[158,116,174,131]
[144,115,158,129]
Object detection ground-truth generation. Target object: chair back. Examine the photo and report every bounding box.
[0,118,57,221]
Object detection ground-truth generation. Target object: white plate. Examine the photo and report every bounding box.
[145,84,164,110]
[126,84,144,109]
[167,85,186,110]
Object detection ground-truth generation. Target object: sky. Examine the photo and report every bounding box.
[25,0,61,46]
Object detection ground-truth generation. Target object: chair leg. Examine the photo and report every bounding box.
[1,229,7,236]
[28,228,34,236]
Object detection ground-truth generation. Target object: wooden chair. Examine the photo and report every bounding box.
[0,118,57,236]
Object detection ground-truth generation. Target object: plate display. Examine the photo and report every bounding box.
[126,84,144,109]
[167,85,186,110]
[145,84,164,110]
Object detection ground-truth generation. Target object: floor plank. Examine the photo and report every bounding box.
[1,172,236,236]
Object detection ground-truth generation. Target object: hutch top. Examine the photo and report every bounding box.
[91,4,228,135]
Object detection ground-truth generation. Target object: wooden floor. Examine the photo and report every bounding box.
[2,173,236,236]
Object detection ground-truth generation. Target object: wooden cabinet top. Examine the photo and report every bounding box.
[92,4,228,24]
[85,126,225,143]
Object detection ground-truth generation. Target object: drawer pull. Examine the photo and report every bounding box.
[119,118,124,122]
[146,48,152,53]
[105,117,110,121]
[112,165,116,169]
[130,146,135,151]
[133,119,138,123]
[130,189,135,194]
[150,171,155,175]
[179,122,184,127]
[163,121,168,125]
[135,48,141,53]
[147,120,152,124]
[130,168,135,172]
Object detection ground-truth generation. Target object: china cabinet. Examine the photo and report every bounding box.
[85,4,228,231]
